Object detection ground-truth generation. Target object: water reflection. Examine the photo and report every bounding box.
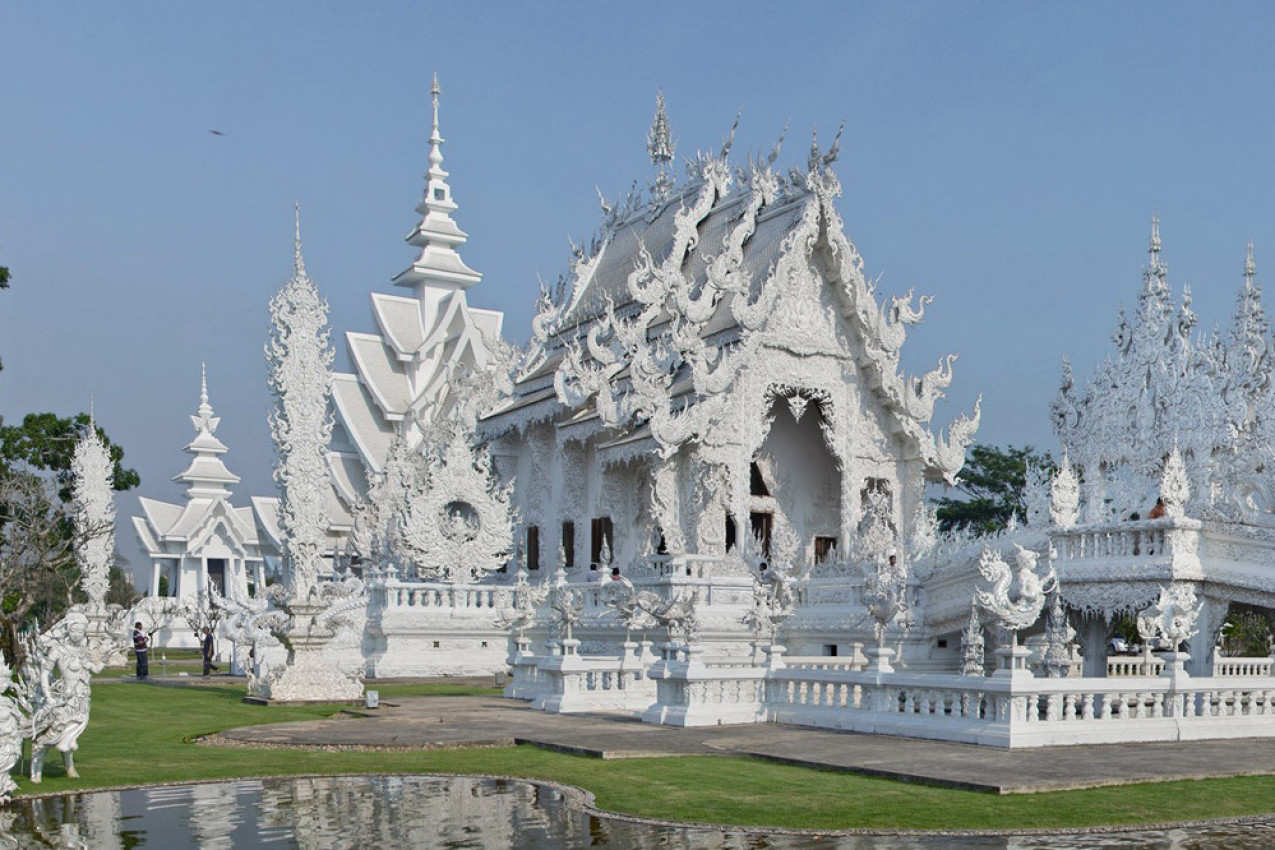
[0,775,1273,848]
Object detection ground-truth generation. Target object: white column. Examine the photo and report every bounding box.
[199,557,209,597]
[150,560,161,597]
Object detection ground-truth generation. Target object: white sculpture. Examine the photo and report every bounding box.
[1049,453,1080,529]
[1040,591,1076,678]
[958,601,984,676]
[494,567,548,642]
[1137,584,1201,653]
[17,608,111,783]
[254,210,364,702]
[71,413,113,614]
[0,659,22,803]
[974,544,1055,632]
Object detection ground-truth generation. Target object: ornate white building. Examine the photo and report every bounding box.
[132,367,272,647]
[480,98,977,662]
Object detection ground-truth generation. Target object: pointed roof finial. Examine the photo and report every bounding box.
[647,90,674,197]
[1149,214,1162,262]
[198,361,214,420]
[88,396,95,430]
[293,202,306,278]
[1245,240,1256,285]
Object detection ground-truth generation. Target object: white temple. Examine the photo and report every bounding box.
[120,84,1275,744]
[132,367,272,647]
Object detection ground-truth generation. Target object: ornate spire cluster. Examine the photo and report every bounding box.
[647,90,675,199]
[1053,221,1275,523]
[267,209,335,600]
[71,412,114,612]
[392,73,482,292]
[173,363,240,498]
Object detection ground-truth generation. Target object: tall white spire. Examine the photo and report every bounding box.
[174,364,239,498]
[392,72,482,292]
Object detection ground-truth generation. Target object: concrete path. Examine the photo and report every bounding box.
[214,695,1275,794]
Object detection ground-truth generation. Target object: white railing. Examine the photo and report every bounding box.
[514,641,1275,747]
[766,667,1275,747]
[1050,520,1175,562]
[1107,656,1165,677]
[1215,655,1274,677]
[374,581,513,611]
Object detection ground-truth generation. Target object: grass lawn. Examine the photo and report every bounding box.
[15,681,1275,832]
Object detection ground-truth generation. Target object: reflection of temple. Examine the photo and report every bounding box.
[131,368,275,647]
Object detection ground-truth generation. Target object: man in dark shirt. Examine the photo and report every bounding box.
[201,627,220,677]
[132,622,151,680]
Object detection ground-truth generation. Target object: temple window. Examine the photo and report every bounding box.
[814,536,838,563]
[561,521,575,568]
[749,512,773,557]
[526,525,540,570]
[590,516,613,565]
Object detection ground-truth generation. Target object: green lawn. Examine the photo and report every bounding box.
[16,682,1275,831]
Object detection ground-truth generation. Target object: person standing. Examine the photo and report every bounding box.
[132,622,151,680]
[200,627,220,677]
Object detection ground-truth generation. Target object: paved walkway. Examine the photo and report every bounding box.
[215,695,1275,794]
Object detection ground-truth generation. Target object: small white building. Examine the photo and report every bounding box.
[132,368,274,647]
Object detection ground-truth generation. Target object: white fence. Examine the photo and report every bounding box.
[514,644,1275,748]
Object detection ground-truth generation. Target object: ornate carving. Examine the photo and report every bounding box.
[1050,454,1080,529]
[71,417,114,613]
[395,422,515,582]
[266,212,334,603]
[1136,583,1201,652]
[959,601,984,676]
[975,544,1055,632]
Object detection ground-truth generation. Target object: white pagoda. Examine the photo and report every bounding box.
[132,366,272,647]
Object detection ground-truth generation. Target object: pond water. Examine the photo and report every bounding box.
[1,774,1274,849]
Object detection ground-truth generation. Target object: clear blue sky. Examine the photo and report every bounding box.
[4,3,1275,576]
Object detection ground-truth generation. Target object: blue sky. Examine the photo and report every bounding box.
[4,3,1275,575]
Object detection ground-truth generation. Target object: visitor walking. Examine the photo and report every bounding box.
[201,627,220,677]
[132,622,152,680]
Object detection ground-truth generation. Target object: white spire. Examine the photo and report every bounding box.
[647,90,675,198]
[392,72,482,292]
[293,201,306,279]
[1246,240,1256,286]
[174,364,239,498]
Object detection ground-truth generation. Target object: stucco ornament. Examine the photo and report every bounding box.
[739,531,801,645]
[861,553,909,645]
[255,214,364,702]
[1159,446,1190,518]
[546,567,583,643]
[71,416,114,614]
[1040,591,1076,678]
[1136,584,1201,652]
[0,658,22,804]
[1053,221,1275,523]
[1049,454,1080,529]
[599,576,657,643]
[395,421,515,582]
[213,584,286,682]
[16,608,112,783]
[974,544,1055,632]
[495,567,549,641]
[959,601,985,676]
[266,210,334,603]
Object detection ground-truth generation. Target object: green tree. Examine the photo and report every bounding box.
[0,413,140,661]
[934,444,1054,535]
